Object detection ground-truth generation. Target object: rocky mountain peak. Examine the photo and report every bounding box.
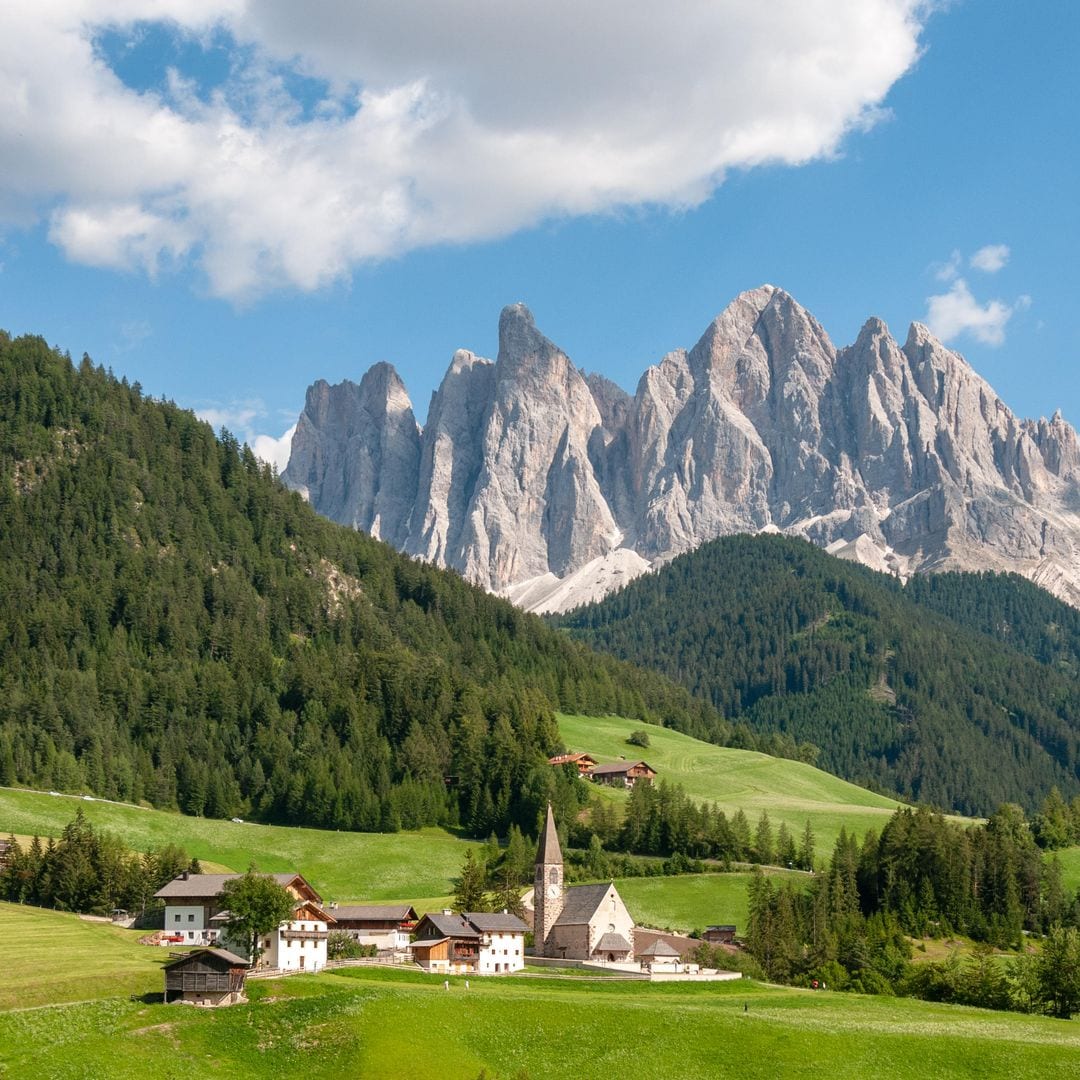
[286,290,1080,613]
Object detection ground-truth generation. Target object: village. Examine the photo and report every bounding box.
[159,802,742,1007]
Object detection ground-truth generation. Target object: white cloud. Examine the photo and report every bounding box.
[934,249,962,282]
[195,398,296,470]
[196,401,262,432]
[0,1,930,300]
[925,278,1024,347]
[251,424,296,473]
[969,243,1009,273]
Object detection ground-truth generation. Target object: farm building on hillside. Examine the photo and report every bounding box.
[703,925,737,945]
[411,910,527,974]
[587,760,657,788]
[328,904,417,952]
[154,871,334,972]
[163,948,250,1006]
[547,752,599,776]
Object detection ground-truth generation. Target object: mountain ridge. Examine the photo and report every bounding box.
[284,287,1080,612]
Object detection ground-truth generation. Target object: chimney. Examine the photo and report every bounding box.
[442,908,452,916]
[181,870,189,881]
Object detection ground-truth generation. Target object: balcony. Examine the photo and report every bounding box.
[282,929,328,942]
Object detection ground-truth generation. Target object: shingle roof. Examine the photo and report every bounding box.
[590,760,654,776]
[154,872,298,899]
[639,940,680,957]
[330,905,416,922]
[536,803,563,866]
[594,932,632,953]
[416,912,477,940]
[465,912,528,933]
[163,947,250,970]
[551,883,612,926]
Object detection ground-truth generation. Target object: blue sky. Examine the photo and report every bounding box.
[0,2,1076,468]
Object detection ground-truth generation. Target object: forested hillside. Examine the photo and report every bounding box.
[0,331,768,838]
[556,535,1080,816]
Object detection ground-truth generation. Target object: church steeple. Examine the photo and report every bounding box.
[534,803,564,956]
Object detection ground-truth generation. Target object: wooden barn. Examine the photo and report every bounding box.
[703,925,737,945]
[588,760,657,789]
[164,948,250,1006]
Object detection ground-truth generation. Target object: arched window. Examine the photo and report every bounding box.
[549,868,558,884]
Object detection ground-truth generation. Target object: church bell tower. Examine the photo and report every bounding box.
[534,803,564,956]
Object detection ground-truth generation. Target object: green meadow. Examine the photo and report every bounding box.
[1055,845,1080,892]
[558,712,909,853]
[0,787,474,904]
[2,963,1077,1079]
[613,867,807,934]
[0,902,170,1010]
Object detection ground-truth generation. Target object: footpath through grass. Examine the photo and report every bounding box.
[559,712,909,853]
[2,966,1078,1079]
[0,787,474,903]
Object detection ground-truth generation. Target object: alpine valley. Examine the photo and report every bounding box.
[284,286,1080,614]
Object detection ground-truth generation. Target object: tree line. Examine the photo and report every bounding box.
[742,805,1080,1018]
[0,809,196,916]
[0,331,794,843]
[556,533,1080,817]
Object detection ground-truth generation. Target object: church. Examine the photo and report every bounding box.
[533,804,636,963]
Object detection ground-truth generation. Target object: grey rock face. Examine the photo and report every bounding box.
[281,362,419,548]
[283,289,1080,611]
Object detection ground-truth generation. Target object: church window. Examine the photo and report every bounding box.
[549,868,558,884]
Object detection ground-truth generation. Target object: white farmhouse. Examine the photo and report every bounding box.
[154,871,334,972]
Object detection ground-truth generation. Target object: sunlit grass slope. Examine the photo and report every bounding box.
[0,788,475,903]
[2,967,1078,1079]
[0,902,169,1010]
[559,713,908,853]
[615,867,806,933]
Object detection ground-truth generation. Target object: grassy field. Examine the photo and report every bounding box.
[614,868,807,934]
[0,902,172,1010]
[558,713,909,853]
[1054,845,1080,892]
[2,965,1077,1079]
[0,787,475,904]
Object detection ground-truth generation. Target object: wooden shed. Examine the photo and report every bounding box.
[163,948,250,1006]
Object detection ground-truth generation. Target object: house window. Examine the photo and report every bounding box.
[174,914,181,923]
[188,914,195,922]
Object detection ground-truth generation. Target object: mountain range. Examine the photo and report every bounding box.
[283,286,1080,613]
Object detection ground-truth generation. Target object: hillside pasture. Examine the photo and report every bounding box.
[0,788,475,903]
[615,868,807,934]
[0,902,170,1010]
[2,966,1078,1079]
[559,713,908,853]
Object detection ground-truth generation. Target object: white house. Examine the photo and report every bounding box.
[410,910,527,974]
[327,904,417,952]
[154,871,333,972]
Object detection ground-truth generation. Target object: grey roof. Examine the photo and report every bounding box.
[552,883,612,926]
[465,912,528,933]
[416,912,477,940]
[639,940,681,957]
[590,760,654,776]
[154,872,297,900]
[593,932,632,953]
[331,905,416,922]
[706,924,737,932]
[536,803,563,867]
[163,947,250,970]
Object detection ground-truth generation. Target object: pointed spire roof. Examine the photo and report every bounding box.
[537,803,563,866]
